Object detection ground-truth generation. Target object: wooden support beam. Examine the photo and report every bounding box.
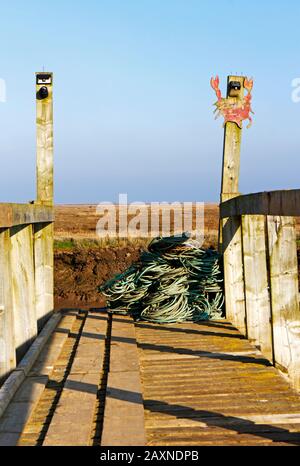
[241,215,273,361]
[267,216,300,390]
[0,229,16,380]
[10,225,37,362]
[34,223,54,329]
[36,72,53,205]
[222,216,246,335]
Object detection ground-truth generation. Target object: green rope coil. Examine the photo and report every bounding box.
[99,233,224,323]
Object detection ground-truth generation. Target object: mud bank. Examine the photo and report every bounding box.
[54,246,142,309]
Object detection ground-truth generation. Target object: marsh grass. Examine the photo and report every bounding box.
[54,232,219,251]
[54,236,151,250]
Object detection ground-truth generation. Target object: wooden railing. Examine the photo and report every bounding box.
[0,204,54,378]
[220,189,300,390]
[0,72,54,381]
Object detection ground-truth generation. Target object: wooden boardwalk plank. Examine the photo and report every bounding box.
[101,314,146,446]
[2,312,300,446]
[136,320,300,446]
[43,312,108,446]
[0,311,77,446]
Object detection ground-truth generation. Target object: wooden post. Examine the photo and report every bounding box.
[10,224,37,361]
[220,75,245,195]
[241,215,273,361]
[222,215,246,334]
[35,72,54,327]
[36,72,53,205]
[0,228,16,379]
[267,216,300,390]
[220,76,247,332]
[34,222,54,329]
[219,75,245,247]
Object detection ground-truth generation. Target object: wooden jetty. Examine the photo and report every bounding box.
[0,74,300,446]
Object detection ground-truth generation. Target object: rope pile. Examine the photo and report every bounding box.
[99,233,224,323]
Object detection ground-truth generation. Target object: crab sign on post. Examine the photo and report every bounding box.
[211,75,254,334]
[210,74,254,207]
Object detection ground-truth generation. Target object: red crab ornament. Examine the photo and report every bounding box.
[210,76,254,128]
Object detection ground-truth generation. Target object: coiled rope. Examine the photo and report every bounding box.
[99,233,224,323]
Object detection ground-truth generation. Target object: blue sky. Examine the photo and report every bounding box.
[0,0,299,203]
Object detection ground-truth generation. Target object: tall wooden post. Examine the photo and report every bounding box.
[35,72,54,328]
[220,76,247,333]
[219,75,245,238]
[36,72,53,205]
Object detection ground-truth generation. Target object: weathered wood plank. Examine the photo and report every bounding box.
[242,215,273,362]
[220,189,300,219]
[0,203,53,228]
[218,75,244,250]
[267,216,300,390]
[10,225,37,362]
[137,320,300,446]
[222,216,246,334]
[34,223,54,329]
[101,315,146,446]
[0,229,16,379]
[36,72,53,205]
[43,312,107,446]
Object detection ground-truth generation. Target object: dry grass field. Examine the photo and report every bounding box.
[54,203,220,247]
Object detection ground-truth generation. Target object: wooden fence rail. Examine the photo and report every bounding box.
[220,189,300,390]
[0,72,54,382]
